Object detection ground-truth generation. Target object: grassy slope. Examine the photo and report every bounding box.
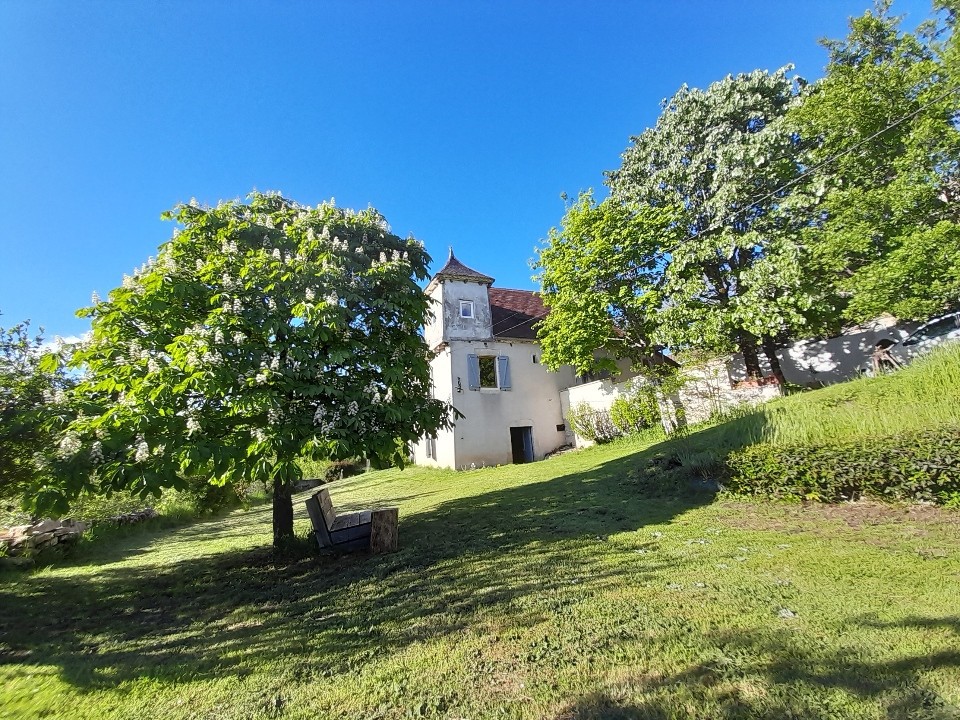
[2,428,959,720]
[661,344,960,481]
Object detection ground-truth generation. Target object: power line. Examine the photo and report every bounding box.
[696,83,960,237]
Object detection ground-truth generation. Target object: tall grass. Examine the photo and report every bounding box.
[665,344,960,477]
[763,343,960,445]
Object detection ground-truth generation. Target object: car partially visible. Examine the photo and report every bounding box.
[887,310,960,365]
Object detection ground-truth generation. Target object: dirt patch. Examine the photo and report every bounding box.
[718,499,960,533]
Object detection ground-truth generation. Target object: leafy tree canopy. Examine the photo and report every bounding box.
[53,192,452,545]
[0,317,75,511]
[537,68,825,380]
[790,0,960,322]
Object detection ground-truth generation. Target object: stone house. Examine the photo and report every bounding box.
[411,251,578,468]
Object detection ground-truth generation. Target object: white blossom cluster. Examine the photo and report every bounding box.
[313,405,342,435]
[89,441,104,464]
[201,351,223,366]
[134,440,150,463]
[186,416,201,435]
[252,428,268,443]
[43,388,67,404]
[58,433,82,459]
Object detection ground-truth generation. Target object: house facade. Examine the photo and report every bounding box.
[411,251,577,469]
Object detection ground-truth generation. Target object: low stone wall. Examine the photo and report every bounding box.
[1,508,158,559]
[1,518,89,557]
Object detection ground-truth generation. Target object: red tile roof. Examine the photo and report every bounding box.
[489,288,548,340]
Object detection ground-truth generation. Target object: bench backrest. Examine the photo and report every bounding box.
[304,491,332,547]
[315,488,337,528]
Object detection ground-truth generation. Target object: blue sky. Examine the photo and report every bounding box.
[0,0,934,339]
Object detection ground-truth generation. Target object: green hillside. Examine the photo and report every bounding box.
[3,355,960,720]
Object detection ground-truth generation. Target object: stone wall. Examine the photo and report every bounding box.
[1,518,89,557]
[1,508,158,559]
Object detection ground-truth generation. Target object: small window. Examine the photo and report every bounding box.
[459,301,474,319]
[532,354,538,364]
[479,356,497,388]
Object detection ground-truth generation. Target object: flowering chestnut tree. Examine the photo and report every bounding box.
[56,192,452,546]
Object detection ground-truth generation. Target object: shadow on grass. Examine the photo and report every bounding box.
[1,442,957,719]
[552,620,960,719]
[0,447,699,690]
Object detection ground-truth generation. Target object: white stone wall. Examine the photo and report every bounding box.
[423,278,494,347]
[411,346,458,468]
[563,379,624,448]
[728,317,918,387]
[678,359,782,425]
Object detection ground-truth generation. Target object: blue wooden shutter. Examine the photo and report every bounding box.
[467,354,480,390]
[497,356,511,390]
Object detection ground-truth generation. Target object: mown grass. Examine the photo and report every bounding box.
[2,430,959,719]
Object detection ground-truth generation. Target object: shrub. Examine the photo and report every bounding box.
[178,476,245,514]
[322,459,364,483]
[567,403,618,444]
[610,382,661,435]
[725,425,960,503]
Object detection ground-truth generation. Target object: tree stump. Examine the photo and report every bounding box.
[369,508,399,554]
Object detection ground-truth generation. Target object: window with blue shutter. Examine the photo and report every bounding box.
[497,356,511,390]
[467,354,481,390]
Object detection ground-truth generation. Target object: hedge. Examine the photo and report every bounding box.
[724,424,960,504]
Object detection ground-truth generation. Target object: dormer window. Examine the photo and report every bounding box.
[459,300,474,319]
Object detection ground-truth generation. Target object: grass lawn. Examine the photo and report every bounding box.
[2,434,959,719]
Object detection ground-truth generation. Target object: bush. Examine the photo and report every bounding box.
[610,382,661,435]
[177,476,245,514]
[322,459,364,483]
[567,403,618,443]
[725,425,960,503]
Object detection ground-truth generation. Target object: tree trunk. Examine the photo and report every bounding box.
[761,336,786,385]
[272,476,294,547]
[738,330,763,380]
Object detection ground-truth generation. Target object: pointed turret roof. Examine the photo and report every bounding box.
[425,248,495,293]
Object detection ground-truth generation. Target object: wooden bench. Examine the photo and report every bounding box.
[304,487,398,553]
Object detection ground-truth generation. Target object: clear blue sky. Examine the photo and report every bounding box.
[0,0,934,339]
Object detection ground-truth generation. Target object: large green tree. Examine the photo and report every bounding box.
[0,317,74,513]
[54,192,452,546]
[790,1,960,322]
[538,68,825,381]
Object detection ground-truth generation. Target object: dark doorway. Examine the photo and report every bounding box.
[510,426,534,464]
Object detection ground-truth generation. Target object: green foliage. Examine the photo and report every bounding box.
[3,434,960,717]
[646,344,960,503]
[534,192,679,375]
[790,2,960,323]
[537,69,828,379]
[566,402,618,444]
[725,425,960,503]
[54,192,454,544]
[609,380,661,435]
[0,316,75,511]
[321,458,364,483]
